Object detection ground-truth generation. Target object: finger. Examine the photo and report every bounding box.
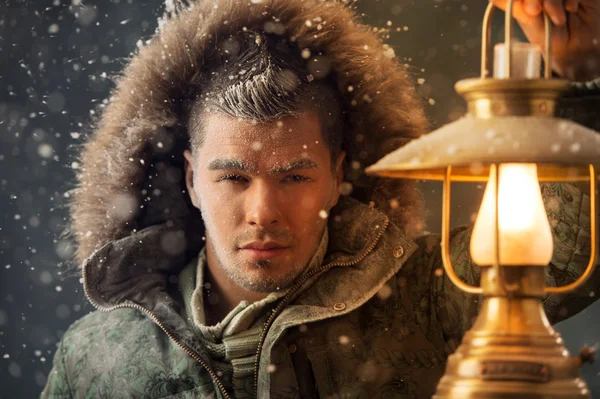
[490,0,533,24]
[564,0,580,13]
[490,0,508,11]
[524,0,543,16]
[542,0,567,25]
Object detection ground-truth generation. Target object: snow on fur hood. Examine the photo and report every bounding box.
[70,0,428,265]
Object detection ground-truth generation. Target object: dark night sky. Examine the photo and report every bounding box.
[1,0,598,398]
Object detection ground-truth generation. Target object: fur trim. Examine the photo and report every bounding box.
[70,0,428,264]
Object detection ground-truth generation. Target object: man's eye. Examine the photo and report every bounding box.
[218,174,248,183]
[285,175,311,182]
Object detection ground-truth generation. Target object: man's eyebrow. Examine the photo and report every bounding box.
[269,158,319,175]
[207,158,257,172]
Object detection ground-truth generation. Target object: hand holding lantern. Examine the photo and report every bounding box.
[491,0,600,81]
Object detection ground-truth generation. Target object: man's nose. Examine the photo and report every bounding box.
[245,181,280,227]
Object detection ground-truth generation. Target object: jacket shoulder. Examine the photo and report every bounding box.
[62,307,149,338]
[51,308,183,398]
[42,308,154,398]
[44,306,214,398]
[59,307,153,353]
[60,306,164,356]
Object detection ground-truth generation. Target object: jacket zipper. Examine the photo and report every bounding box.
[81,261,232,399]
[252,217,390,397]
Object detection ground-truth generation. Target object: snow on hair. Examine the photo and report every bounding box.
[211,59,302,120]
[187,31,343,159]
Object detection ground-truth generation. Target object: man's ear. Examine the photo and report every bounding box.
[183,150,200,209]
[331,150,347,208]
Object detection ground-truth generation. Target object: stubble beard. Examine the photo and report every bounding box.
[207,233,310,293]
[202,216,330,293]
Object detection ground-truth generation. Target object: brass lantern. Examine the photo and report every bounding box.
[366,2,599,398]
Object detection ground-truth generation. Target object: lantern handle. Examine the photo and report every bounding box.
[441,167,484,295]
[545,165,598,294]
[481,1,552,79]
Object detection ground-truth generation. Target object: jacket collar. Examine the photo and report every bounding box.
[268,197,418,330]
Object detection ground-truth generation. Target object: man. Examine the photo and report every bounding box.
[42,0,600,398]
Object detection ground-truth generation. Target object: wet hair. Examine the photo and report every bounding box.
[187,31,345,166]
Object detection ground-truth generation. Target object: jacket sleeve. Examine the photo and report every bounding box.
[539,182,599,325]
[40,337,73,399]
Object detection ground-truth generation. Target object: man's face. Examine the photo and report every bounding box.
[184,111,345,293]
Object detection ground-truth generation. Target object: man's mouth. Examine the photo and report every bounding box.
[239,241,289,261]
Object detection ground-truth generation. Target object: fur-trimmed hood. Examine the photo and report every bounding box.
[71,0,428,264]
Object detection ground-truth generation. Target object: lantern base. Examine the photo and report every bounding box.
[433,269,591,399]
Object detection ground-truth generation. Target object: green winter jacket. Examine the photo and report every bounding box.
[41,185,598,398]
[39,0,600,398]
